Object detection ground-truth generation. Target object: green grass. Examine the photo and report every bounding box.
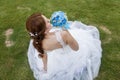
[0,0,120,80]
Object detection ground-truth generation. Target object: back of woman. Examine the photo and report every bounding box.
[26,12,102,80]
[42,32,62,51]
[42,30,79,51]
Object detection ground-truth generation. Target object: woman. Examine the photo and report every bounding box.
[26,12,102,80]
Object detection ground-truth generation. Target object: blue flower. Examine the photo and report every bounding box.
[50,11,70,29]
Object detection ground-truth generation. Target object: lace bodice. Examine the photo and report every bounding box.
[54,30,66,47]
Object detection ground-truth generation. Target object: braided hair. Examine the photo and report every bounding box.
[26,13,46,57]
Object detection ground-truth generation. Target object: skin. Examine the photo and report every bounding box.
[42,15,79,51]
[42,15,52,34]
[41,15,79,71]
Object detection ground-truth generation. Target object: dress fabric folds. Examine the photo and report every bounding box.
[27,21,102,80]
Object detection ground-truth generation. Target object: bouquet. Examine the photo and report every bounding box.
[50,11,69,29]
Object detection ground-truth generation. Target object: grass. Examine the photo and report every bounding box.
[0,0,120,80]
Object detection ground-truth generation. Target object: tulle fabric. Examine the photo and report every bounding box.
[27,21,102,80]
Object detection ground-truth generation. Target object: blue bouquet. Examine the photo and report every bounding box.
[50,11,70,29]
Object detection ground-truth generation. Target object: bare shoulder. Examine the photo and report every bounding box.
[61,30,69,43]
[61,30,68,37]
[61,30,79,51]
[61,30,73,41]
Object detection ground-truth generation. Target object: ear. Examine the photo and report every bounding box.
[44,31,47,34]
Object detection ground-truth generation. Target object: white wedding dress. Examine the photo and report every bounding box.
[27,21,102,80]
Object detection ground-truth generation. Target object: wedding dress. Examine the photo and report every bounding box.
[27,21,102,80]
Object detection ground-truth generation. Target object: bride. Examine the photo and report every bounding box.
[26,11,102,80]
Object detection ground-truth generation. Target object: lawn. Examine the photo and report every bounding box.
[0,0,120,80]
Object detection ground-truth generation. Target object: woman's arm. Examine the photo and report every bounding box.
[41,53,47,71]
[61,31,79,51]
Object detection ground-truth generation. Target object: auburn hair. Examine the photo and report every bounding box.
[26,13,46,57]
